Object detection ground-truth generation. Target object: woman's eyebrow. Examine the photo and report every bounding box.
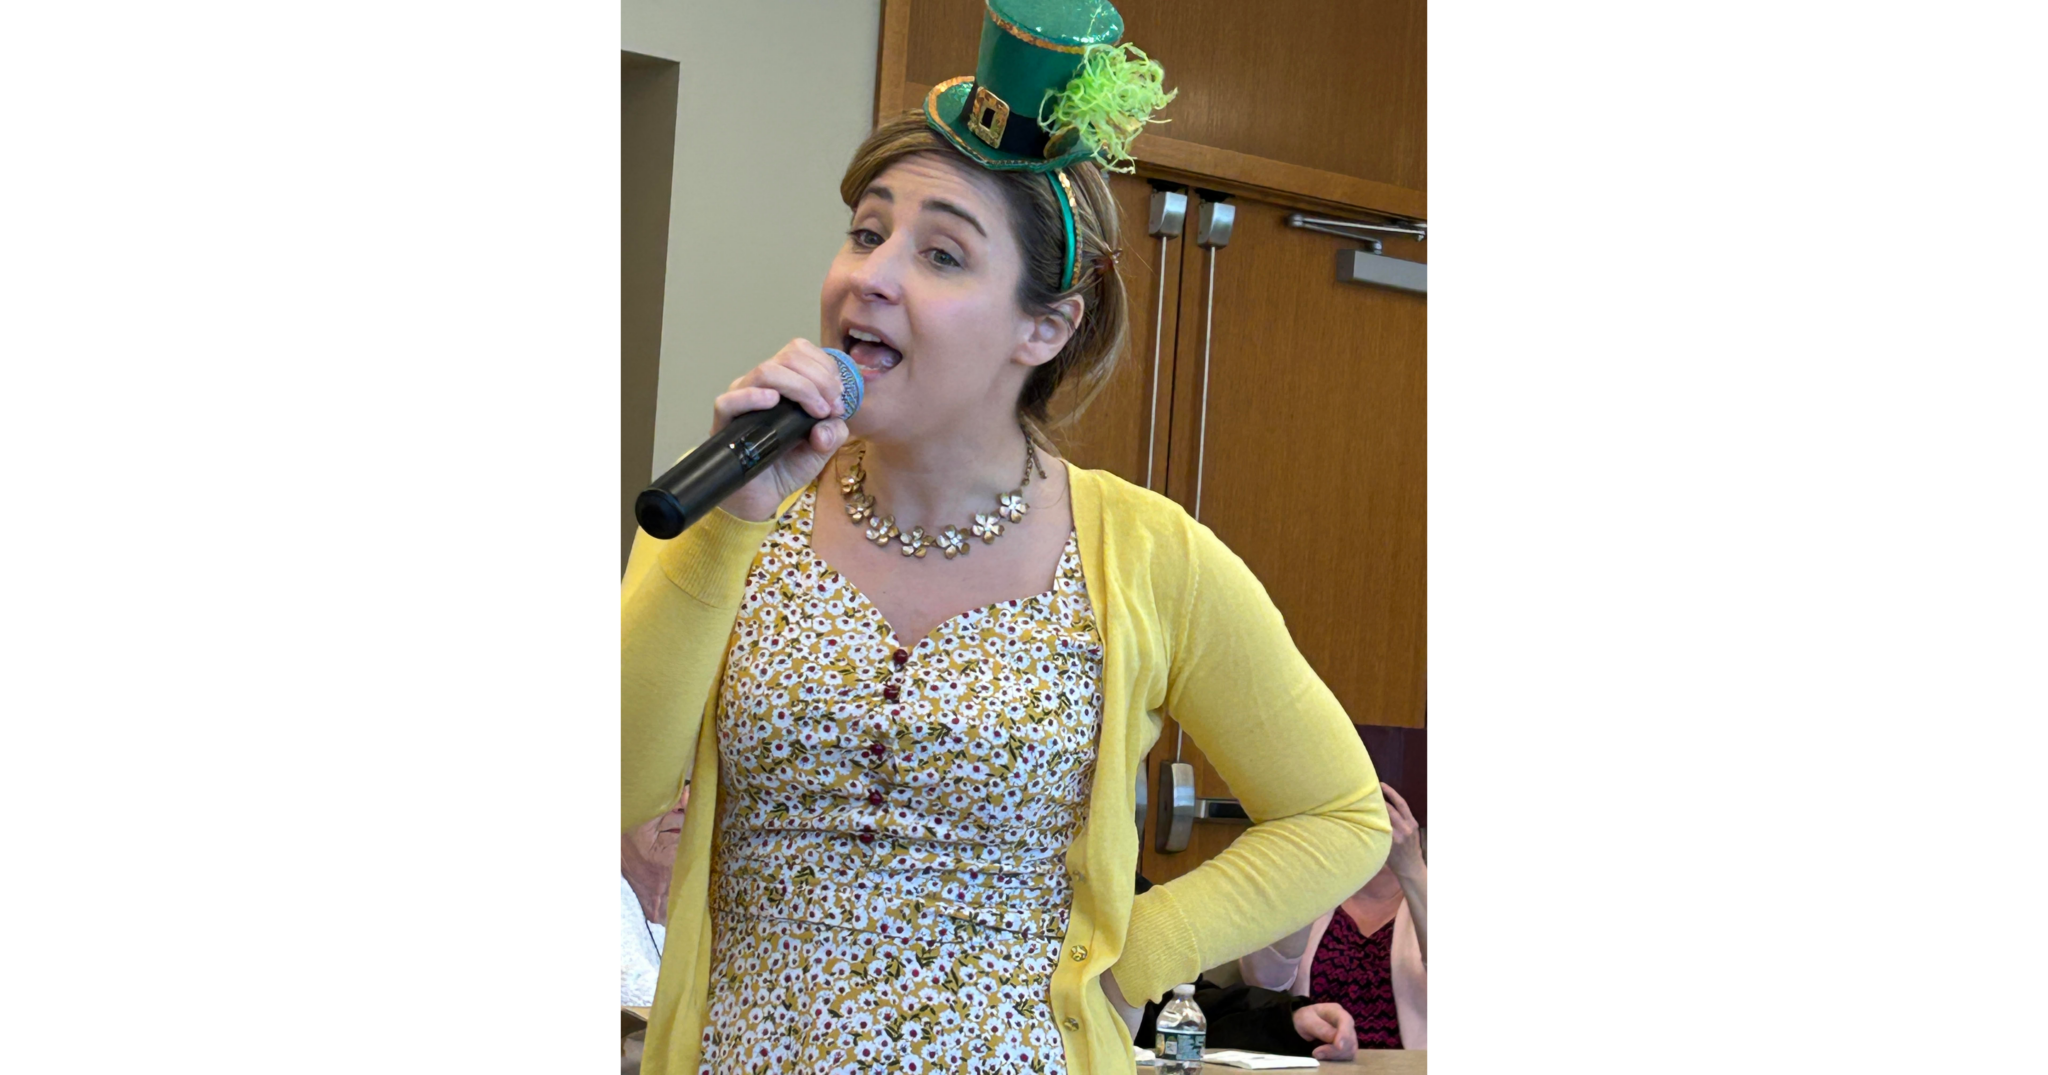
[852,187,892,218]
[922,198,987,238]
[856,186,985,238]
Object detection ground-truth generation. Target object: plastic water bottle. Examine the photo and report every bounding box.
[1155,983,1207,1073]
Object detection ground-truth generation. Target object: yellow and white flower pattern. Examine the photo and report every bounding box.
[699,486,1103,1074]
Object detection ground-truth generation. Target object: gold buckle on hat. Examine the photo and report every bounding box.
[967,86,1011,149]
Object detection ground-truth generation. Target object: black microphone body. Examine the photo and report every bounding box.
[635,400,814,539]
[635,347,862,540]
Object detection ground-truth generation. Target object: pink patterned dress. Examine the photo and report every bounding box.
[1308,907,1404,1050]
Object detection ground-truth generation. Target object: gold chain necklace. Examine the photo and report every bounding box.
[839,433,1047,560]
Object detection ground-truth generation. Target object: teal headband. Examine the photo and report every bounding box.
[1050,169,1079,292]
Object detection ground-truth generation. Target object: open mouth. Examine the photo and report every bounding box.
[843,327,903,378]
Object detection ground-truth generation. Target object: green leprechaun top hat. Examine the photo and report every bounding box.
[923,0,1175,176]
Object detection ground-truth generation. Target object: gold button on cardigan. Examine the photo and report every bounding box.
[623,463,1391,1074]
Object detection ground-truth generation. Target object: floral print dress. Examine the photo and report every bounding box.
[700,486,1104,1075]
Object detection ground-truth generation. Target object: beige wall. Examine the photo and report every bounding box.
[623,0,881,480]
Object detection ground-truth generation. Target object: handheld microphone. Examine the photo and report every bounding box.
[634,347,864,540]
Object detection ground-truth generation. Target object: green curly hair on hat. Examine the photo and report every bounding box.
[1038,42,1175,174]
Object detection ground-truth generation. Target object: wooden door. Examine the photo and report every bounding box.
[884,0,1427,219]
[1138,194,1426,884]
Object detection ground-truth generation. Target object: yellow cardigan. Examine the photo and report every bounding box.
[623,463,1390,1075]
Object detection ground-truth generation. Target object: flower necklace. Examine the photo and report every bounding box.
[839,431,1047,560]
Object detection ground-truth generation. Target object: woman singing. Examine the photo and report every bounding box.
[623,3,1391,1071]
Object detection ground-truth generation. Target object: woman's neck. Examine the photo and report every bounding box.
[621,846,669,926]
[1351,871,1405,905]
[854,419,1043,525]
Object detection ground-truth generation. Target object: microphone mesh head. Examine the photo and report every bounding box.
[821,346,864,419]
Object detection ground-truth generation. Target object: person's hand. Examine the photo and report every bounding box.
[705,339,852,522]
[1384,783,1424,881]
[1291,1002,1357,1061]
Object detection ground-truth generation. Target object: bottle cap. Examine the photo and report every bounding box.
[1173,983,1195,996]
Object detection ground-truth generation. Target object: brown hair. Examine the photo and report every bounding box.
[838,111,1129,444]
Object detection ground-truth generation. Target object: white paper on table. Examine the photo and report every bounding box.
[1199,1050,1321,1069]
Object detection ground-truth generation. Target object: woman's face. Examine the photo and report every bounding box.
[625,789,688,871]
[821,154,1052,442]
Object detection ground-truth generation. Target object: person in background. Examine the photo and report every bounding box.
[1239,784,1427,1049]
[622,786,688,1007]
[1105,875,1358,1060]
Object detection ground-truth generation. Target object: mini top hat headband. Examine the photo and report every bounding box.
[923,0,1175,291]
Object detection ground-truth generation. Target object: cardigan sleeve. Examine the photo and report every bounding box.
[621,506,776,830]
[1237,917,1318,992]
[1115,521,1390,1002]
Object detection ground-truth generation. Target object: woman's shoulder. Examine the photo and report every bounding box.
[1066,461,1251,567]
[1064,462,1199,531]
